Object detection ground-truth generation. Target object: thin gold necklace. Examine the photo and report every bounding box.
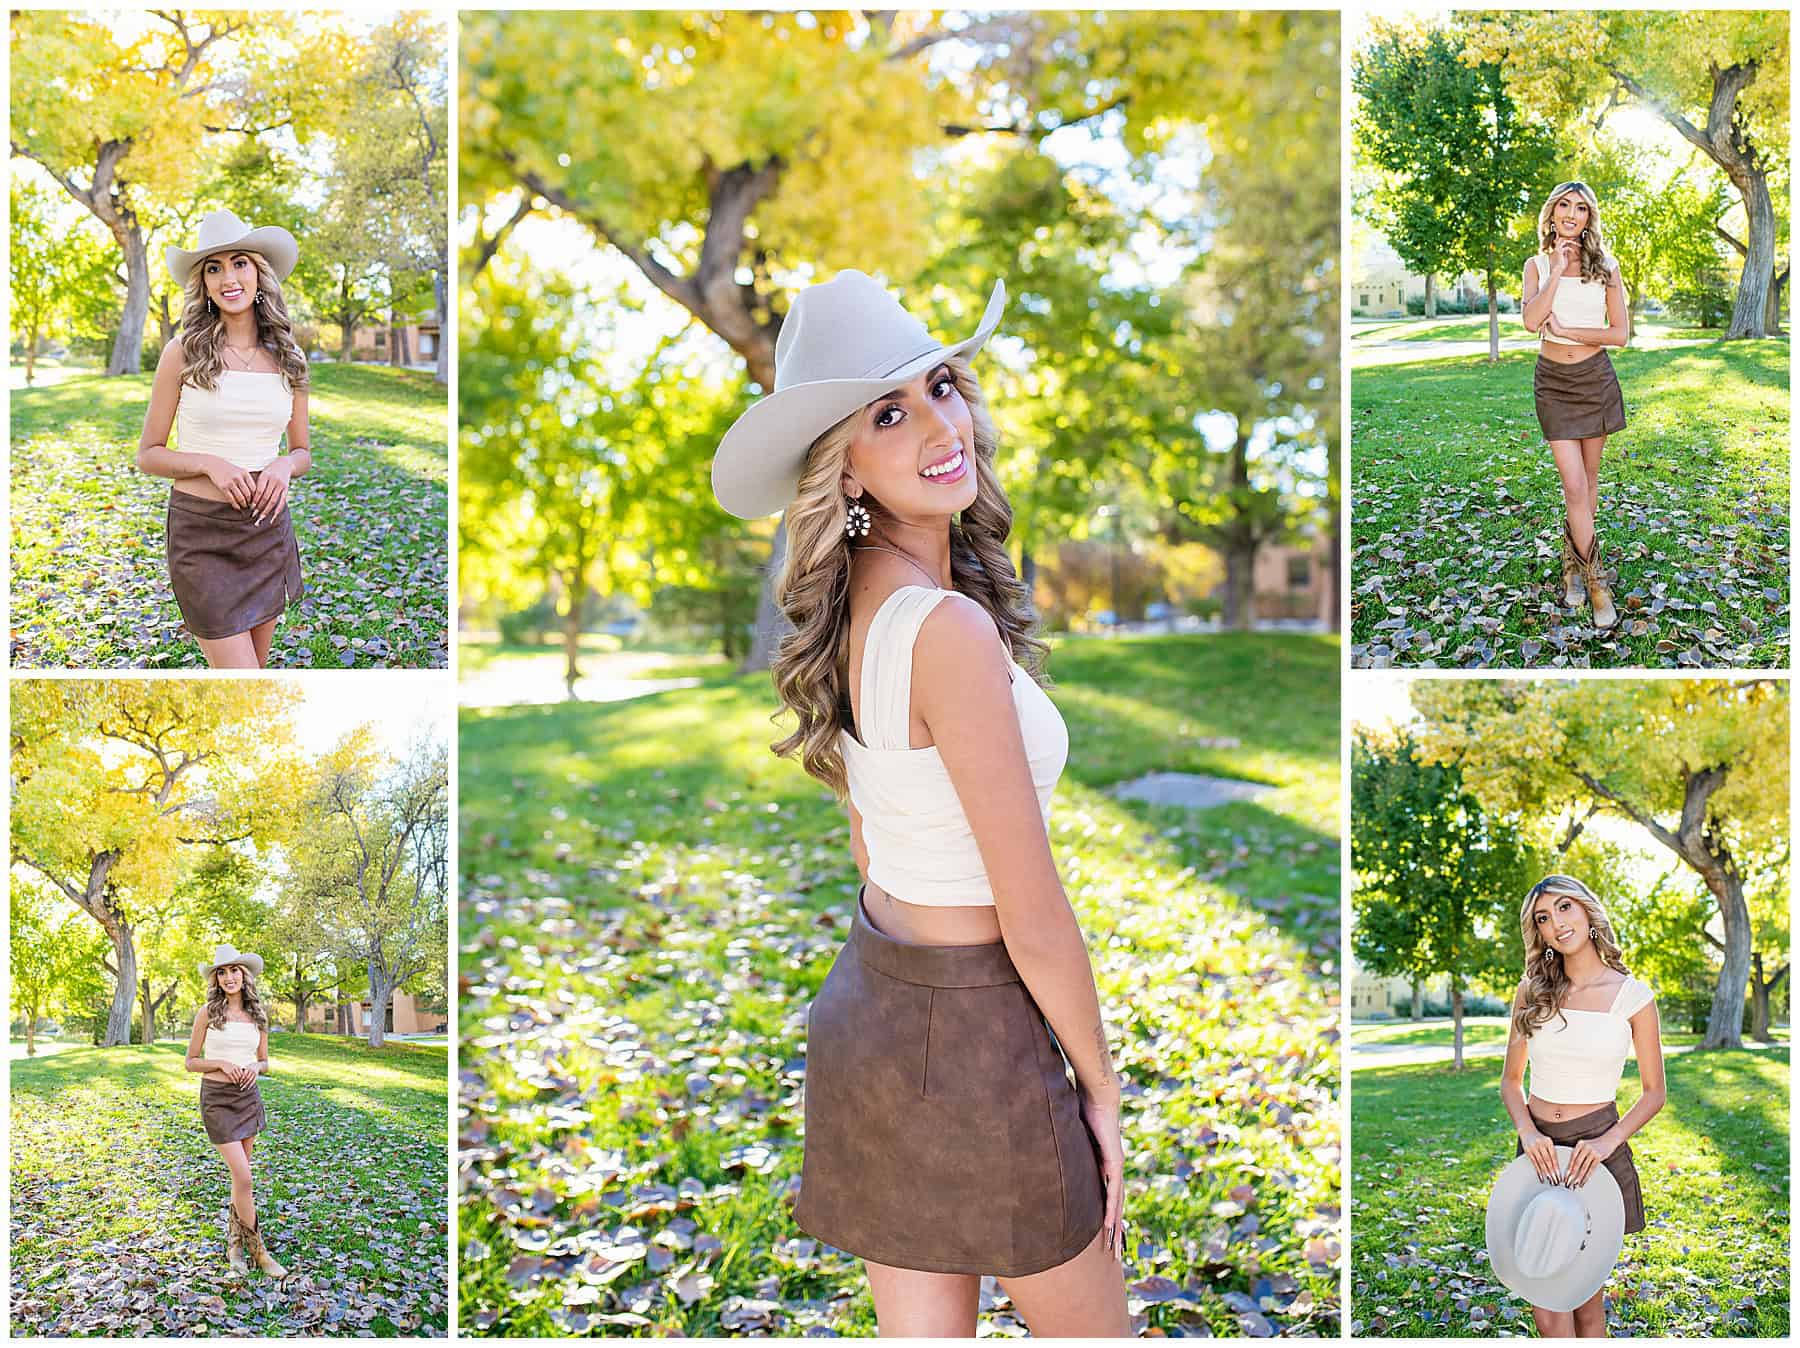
[853,543,941,589]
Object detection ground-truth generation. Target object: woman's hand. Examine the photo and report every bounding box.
[1080,1086,1127,1262]
[1518,1127,1561,1183]
[1554,237,1581,273]
[249,458,293,524]
[1544,313,1569,340]
[203,457,257,510]
[1565,1131,1619,1188]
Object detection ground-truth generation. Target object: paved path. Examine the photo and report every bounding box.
[1351,331,1713,369]
[459,650,709,708]
[1350,1037,1788,1069]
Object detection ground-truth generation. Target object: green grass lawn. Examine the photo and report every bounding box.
[10,363,448,669]
[1351,1049,1789,1337]
[10,1033,448,1337]
[1351,1019,1511,1049]
[458,632,1342,1336]
[1354,318,1718,346]
[1351,341,1789,669]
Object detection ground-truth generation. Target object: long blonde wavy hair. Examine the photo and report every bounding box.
[1537,181,1613,284]
[770,357,1047,796]
[205,962,271,1031]
[179,252,310,393]
[1514,874,1630,1038]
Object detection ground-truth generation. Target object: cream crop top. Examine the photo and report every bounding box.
[841,586,1068,907]
[1529,253,1615,345]
[203,1018,262,1069]
[174,370,294,472]
[1525,975,1655,1104]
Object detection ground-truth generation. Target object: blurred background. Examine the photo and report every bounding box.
[458,9,1340,702]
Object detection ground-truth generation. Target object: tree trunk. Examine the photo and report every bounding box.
[1764,265,1788,336]
[1221,543,1255,631]
[139,976,153,1045]
[562,565,585,698]
[433,268,449,385]
[1486,279,1501,363]
[104,920,138,1047]
[1411,978,1424,1021]
[1723,162,1775,339]
[24,323,38,385]
[1424,272,1438,319]
[1450,978,1466,1069]
[1750,953,1787,1043]
[107,222,151,376]
[25,1008,38,1056]
[742,519,791,674]
[366,960,394,1049]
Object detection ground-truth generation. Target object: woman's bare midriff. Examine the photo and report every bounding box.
[1528,1095,1612,1123]
[1540,339,1605,365]
[172,465,278,503]
[862,879,1003,947]
[202,1068,252,1085]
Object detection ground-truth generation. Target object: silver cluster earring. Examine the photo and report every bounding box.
[253,293,262,305]
[845,498,871,539]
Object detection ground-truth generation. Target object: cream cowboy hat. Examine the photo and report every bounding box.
[1485,1145,1627,1312]
[166,209,298,288]
[711,270,1007,520]
[197,943,265,980]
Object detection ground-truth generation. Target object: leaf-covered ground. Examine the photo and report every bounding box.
[10,363,449,669]
[1350,1049,1790,1337]
[458,633,1343,1336]
[1350,342,1789,669]
[10,1034,449,1337]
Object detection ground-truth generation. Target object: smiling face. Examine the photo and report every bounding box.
[201,251,261,315]
[1531,889,1590,957]
[1551,191,1590,240]
[841,362,978,523]
[214,963,247,997]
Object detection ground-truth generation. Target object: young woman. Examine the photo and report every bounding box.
[137,210,311,669]
[711,271,1128,1336]
[1500,875,1665,1337]
[184,944,287,1279]
[1519,181,1631,630]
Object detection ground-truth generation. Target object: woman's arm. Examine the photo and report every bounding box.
[184,1008,218,1075]
[249,387,311,519]
[136,340,259,507]
[1501,983,1559,1181]
[1566,998,1664,1187]
[256,1025,272,1078]
[1544,265,1630,348]
[1520,250,1568,333]
[845,798,871,886]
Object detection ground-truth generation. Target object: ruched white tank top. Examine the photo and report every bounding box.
[203,1018,261,1068]
[175,370,293,471]
[1526,975,1655,1104]
[1531,253,1613,346]
[841,586,1068,907]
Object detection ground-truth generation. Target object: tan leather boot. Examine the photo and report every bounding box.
[241,1214,288,1280]
[226,1203,248,1274]
[1577,531,1618,629]
[1560,522,1587,608]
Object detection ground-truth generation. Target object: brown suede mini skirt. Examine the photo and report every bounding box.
[166,481,305,640]
[1534,349,1627,441]
[1518,1101,1644,1233]
[199,1077,265,1145]
[794,893,1106,1277]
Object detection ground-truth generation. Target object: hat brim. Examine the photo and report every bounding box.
[167,226,299,288]
[711,278,1006,520]
[1485,1145,1626,1313]
[198,953,266,979]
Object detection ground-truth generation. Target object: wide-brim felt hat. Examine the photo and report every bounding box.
[1485,1145,1626,1312]
[166,209,298,288]
[198,942,265,980]
[711,270,1006,520]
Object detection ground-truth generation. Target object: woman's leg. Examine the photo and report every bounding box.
[997,1226,1129,1336]
[215,1139,255,1228]
[195,632,261,669]
[1548,438,1594,555]
[1580,436,1607,525]
[248,616,278,668]
[1572,1285,1609,1337]
[1532,1304,1576,1336]
[864,1260,979,1336]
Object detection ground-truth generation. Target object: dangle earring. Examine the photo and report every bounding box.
[845,498,872,539]
[253,293,262,306]
[207,298,216,314]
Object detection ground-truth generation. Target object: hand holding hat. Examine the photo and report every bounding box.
[1485,1144,1626,1312]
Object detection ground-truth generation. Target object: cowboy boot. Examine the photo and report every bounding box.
[225,1203,248,1274]
[1560,521,1587,608]
[241,1214,289,1280]
[1577,531,1618,629]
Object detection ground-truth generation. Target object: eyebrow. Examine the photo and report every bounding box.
[873,363,952,406]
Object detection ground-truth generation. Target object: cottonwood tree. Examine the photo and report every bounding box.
[1415,677,1789,1049]
[9,10,346,373]
[11,881,107,1055]
[1351,729,1541,1067]
[1462,10,1790,339]
[296,731,448,1048]
[10,682,304,1046]
[1354,23,1556,362]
